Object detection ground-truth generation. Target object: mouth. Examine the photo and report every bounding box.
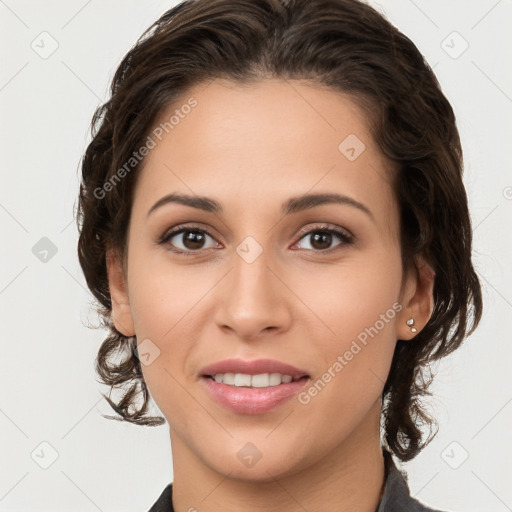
[198,358,311,414]
[200,374,310,414]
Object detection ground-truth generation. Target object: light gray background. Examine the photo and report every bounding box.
[1,1,511,511]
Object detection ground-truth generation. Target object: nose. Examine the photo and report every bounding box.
[213,245,292,341]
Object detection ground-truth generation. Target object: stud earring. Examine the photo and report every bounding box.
[406,317,417,333]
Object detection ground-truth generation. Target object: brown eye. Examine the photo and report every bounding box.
[294,226,353,253]
[159,226,219,253]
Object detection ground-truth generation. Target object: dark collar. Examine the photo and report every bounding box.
[377,449,445,512]
[148,450,444,512]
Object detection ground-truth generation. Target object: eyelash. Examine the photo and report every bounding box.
[157,223,354,256]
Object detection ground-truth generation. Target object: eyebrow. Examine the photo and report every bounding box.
[147,192,374,221]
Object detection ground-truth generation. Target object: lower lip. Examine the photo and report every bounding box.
[200,376,310,414]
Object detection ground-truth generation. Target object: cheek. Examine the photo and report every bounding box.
[127,244,212,337]
[299,248,402,398]
[293,244,402,342]
[125,250,217,413]
[130,269,195,428]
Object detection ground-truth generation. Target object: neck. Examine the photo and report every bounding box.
[170,399,385,512]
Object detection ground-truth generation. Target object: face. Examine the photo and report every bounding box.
[107,78,434,481]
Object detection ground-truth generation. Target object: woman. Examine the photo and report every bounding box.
[76,0,483,510]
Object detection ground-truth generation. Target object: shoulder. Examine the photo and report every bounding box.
[402,493,450,512]
[379,450,451,512]
[146,483,174,512]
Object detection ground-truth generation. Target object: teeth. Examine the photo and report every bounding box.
[212,373,295,387]
[234,373,251,386]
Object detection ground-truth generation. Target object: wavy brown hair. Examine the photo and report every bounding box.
[76,0,483,462]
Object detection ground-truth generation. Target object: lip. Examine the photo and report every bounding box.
[200,376,310,414]
[199,358,311,415]
[199,358,309,380]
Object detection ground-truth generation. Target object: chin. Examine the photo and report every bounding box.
[199,442,312,483]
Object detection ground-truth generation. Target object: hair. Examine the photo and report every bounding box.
[76,0,483,462]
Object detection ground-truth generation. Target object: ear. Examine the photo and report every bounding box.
[106,247,135,337]
[396,255,435,341]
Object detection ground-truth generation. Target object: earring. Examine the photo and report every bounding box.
[406,317,417,333]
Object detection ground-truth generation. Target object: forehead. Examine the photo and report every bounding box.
[151,78,375,160]
[134,78,397,235]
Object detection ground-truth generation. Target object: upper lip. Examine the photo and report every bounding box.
[200,358,310,380]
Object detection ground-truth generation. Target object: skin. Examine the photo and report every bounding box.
[107,78,435,512]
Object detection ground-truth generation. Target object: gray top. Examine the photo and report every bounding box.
[376,449,447,512]
[148,449,447,512]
